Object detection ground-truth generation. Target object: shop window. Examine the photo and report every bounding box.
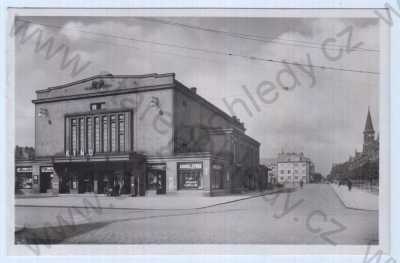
[16,167,33,189]
[177,162,203,189]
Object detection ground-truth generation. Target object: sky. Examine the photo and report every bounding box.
[13,16,380,175]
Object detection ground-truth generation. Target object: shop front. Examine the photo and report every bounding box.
[177,162,203,190]
[53,154,146,195]
[15,167,33,193]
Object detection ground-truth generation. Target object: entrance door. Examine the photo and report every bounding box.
[39,173,51,193]
[156,170,166,194]
[79,173,94,193]
[146,164,167,195]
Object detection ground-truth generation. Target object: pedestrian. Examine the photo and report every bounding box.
[115,183,120,196]
[347,179,352,191]
[300,180,304,189]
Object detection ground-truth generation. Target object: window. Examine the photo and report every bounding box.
[71,119,77,155]
[86,117,92,153]
[79,118,84,154]
[288,170,291,174]
[102,116,108,152]
[110,115,116,152]
[90,102,105,111]
[118,114,125,151]
[66,111,130,156]
[94,117,100,153]
[280,170,284,174]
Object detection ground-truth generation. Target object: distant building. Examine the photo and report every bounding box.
[328,109,379,184]
[261,152,315,185]
[276,152,314,185]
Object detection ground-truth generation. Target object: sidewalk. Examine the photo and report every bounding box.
[15,188,287,210]
[330,184,378,211]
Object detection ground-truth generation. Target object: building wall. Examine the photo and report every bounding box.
[35,89,174,157]
[173,88,242,154]
[277,161,309,184]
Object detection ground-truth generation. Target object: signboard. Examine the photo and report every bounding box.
[212,164,223,170]
[179,163,202,170]
[40,166,54,173]
[148,164,166,170]
[16,167,33,173]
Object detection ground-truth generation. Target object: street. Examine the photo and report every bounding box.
[15,184,378,245]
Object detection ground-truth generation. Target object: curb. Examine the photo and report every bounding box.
[15,188,288,211]
[329,184,377,212]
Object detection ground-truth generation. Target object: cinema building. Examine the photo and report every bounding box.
[15,73,260,196]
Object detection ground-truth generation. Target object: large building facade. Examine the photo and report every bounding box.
[15,73,260,196]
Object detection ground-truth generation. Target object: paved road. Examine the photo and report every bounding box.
[15,184,378,245]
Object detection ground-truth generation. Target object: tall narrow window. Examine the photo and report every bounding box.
[79,118,84,154]
[87,117,92,153]
[110,115,116,152]
[118,114,125,152]
[102,116,108,152]
[94,117,100,153]
[71,118,77,155]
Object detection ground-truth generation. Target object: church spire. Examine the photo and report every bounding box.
[364,107,374,133]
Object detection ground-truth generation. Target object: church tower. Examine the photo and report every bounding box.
[363,108,375,154]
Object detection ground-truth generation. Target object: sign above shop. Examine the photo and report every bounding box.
[40,166,54,173]
[179,163,202,170]
[148,164,166,170]
[212,164,223,170]
[16,167,33,173]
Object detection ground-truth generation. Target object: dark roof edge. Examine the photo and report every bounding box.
[36,73,176,94]
[173,80,247,132]
[32,83,174,104]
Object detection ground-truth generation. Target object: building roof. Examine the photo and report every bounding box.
[364,108,374,132]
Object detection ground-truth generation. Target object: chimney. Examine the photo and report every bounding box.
[190,87,197,94]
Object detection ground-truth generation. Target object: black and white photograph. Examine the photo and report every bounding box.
[6,7,391,256]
